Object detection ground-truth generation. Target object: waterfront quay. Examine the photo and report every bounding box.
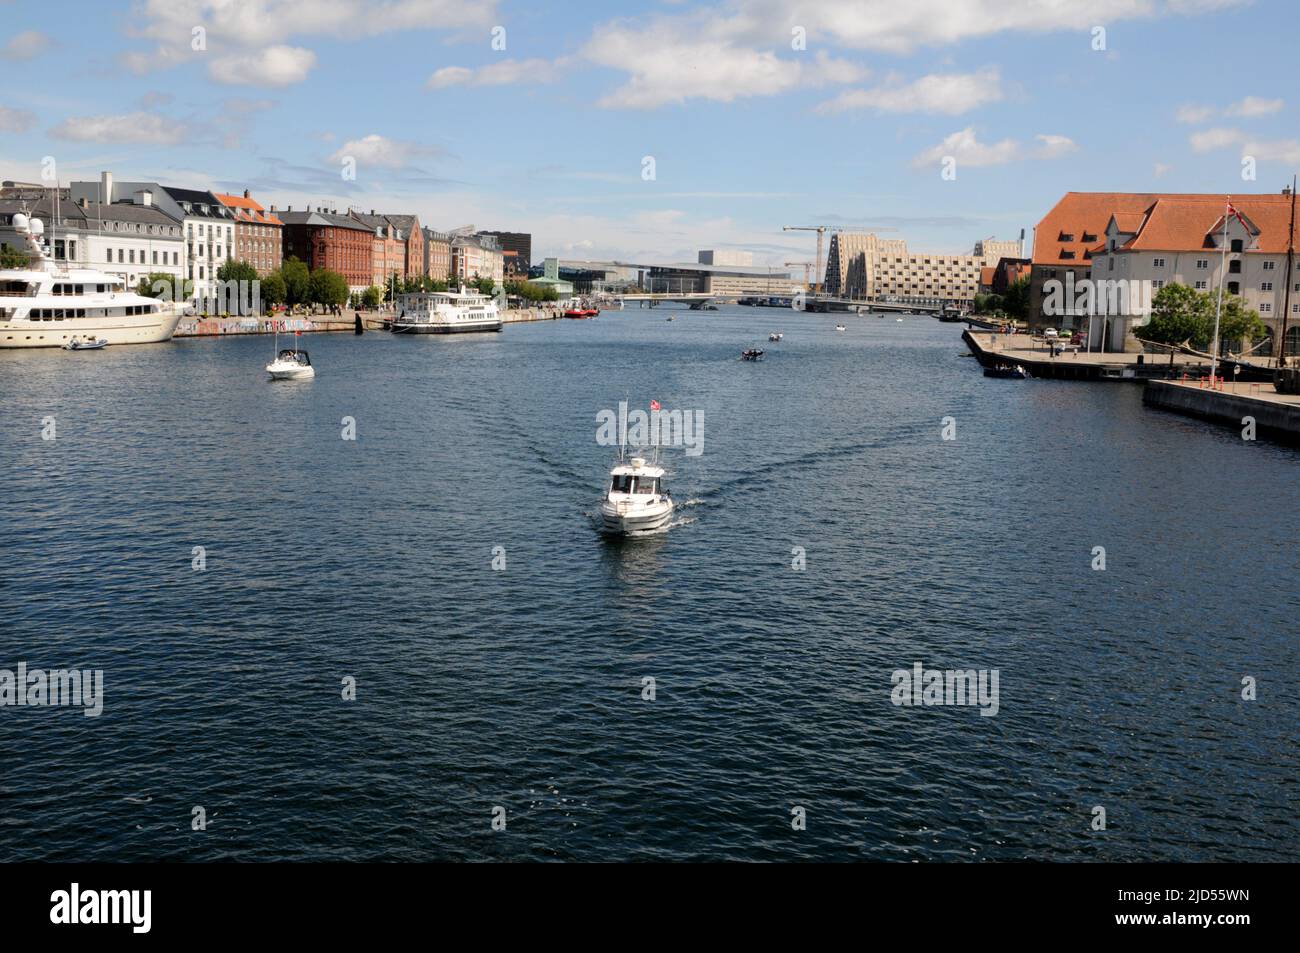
[174,306,563,337]
[1145,379,1300,443]
[963,329,1210,381]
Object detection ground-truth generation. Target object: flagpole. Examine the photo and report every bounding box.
[1211,198,1231,381]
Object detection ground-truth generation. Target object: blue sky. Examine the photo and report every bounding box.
[1,0,1294,269]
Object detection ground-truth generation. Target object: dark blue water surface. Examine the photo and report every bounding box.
[2,308,1297,861]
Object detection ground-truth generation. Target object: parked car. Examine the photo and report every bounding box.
[1043,327,1059,339]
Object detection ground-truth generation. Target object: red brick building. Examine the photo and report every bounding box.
[214,189,283,275]
[279,207,374,291]
[350,210,426,281]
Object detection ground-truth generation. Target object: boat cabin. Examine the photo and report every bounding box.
[276,349,311,366]
[607,457,667,500]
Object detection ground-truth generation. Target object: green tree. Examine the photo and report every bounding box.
[136,272,193,302]
[217,259,259,284]
[281,257,310,305]
[1142,283,1265,354]
[1002,276,1030,320]
[473,275,496,296]
[362,285,383,310]
[308,268,349,307]
[259,271,286,308]
[0,244,30,269]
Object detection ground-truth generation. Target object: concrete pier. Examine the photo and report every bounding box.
[963,329,1211,381]
[1143,379,1300,444]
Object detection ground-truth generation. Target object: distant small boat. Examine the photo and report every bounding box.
[741,348,764,361]
[896,317,904,322]
[63,337,108,351]
[768,332,783,342]
[834,324,846,332]
[564,308,599,319]
[983,363,1028,379]
[666,316,675,321]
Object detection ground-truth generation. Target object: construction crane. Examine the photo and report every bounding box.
[782,226,829,293]
[784,261,815,288]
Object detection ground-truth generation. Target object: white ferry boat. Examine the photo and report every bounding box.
[0,214,181,348]
[391,288,502,334]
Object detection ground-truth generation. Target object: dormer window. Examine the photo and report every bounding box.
[1058,231,1074,242]
[1081,232,1097,243]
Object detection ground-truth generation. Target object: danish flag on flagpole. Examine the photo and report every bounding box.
[1226,201,1250,231]
[650,399,661,411]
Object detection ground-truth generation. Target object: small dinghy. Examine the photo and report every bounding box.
[834,324,846,332]
[266,348,315,380]
[983,363,1029,379]
[741,348,764,361]
[768,332,783,342]
[63,337,108,351]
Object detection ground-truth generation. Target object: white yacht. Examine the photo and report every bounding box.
[391,288,502,334]
[0,214,182,348]
[600,456,675,535]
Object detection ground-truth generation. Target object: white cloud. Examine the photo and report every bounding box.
[123,0,499,78]
[209,46,317,87]
[815,68,1002,115]
[911,127,1076,168]
[1189,127,1243,152]
[1179,97,1284,123]
[584,17,867,109]
[0,105,36,132]
[1232,95,1284,117]
[427,58,564,89]
[1176,103,1216,124]
[328,134,440,170]
[49,112,188,145]
[1,30,52,60]
[1154,162,1173,177]
[1240,137,1300,165]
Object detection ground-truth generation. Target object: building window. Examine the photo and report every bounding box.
[1263,260,1276,270]
[1260,302,1272,312]
[1153,257,1166,267]
[1262,281,1273,291]
[1195,280,1208,290]
[1229,260,1241,274]
[1196,259,1208,269]
[1231,239,1243,252]
[1228,281,1240,294]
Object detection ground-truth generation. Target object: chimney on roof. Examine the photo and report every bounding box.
[101,170,113,205]
[244,189,251,199]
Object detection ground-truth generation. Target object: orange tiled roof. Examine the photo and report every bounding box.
[214,191,284,227]
[1032,191,1293,266]
[1121,196,1294,253]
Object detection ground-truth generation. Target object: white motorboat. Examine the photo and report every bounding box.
[768,332,783,342]
[266,347,315,380]
[391,288,502,334]
[63,337,108,350]
[835,324,846,331]
[0,214,182,348]
[599,455,674,536]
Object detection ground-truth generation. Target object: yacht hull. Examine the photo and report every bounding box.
[391,320,503,334]
[600,501,675,535]
[0,311,182,349]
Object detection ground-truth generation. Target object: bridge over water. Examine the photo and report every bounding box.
[609,291,964,315]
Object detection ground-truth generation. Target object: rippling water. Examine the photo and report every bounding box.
[2,307,1297,862]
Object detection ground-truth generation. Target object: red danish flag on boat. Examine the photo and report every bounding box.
[650,399,661,411]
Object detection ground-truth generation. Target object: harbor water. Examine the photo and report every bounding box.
[1,307,1297,861]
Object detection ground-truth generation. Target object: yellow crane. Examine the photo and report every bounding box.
[782,226,829,293]
[784,261,815,288]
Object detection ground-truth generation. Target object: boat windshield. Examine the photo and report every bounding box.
[277,349,310,364]
[634,477,658,495]
[610,474,633,493]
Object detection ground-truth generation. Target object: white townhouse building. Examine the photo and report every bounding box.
[0,194,185,291]
[70,172,238,303]
[1086,191,1298,355]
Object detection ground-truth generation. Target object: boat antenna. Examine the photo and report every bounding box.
[620,392,628,462]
